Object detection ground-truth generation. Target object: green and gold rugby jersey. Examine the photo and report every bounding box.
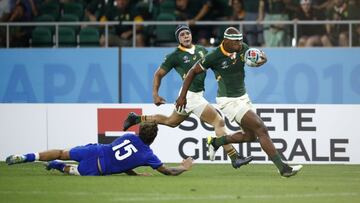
[161,45,208,92]
[199,42,249,97]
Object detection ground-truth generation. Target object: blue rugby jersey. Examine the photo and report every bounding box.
[99,133,162,175]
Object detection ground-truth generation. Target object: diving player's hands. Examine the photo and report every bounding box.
[153,95,166,106]
[175,96,187,112]
[181,157,194,171]
[256,50,267,67]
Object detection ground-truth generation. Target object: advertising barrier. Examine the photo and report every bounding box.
[0,48,119,103]
[1,48,359,104]
[1,104,359,164]
[121,48,360,104]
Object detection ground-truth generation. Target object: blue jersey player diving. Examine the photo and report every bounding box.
[6,123,193,176]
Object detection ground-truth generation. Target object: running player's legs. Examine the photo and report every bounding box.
[240,110,278,158]
[185,91,227,137]
[234,124,257,142]
[222,94,278,157]
[145,111,188,128]
[152,90,206,127]
[199,104,239,153]
[228,95,278,158]
[123,109,188,130]
[187,92,245,162]
[217,94,257,143]
[231,97,301,176]
[131,91,203,128]
[199,104,225,136]
[217,94,252,123]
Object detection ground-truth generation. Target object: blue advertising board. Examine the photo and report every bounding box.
[121,48,360,104]
[1,48,359,104]
[0,48,119,103]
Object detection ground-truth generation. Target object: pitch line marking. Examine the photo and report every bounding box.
[0,191,357,201]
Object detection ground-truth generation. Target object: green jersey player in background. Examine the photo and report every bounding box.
[176,27,303,177]
[123,24,253,169]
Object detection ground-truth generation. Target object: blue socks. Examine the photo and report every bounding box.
[48,161,66,173]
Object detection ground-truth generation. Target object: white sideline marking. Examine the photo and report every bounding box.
[0,191,357,201]
[112,192,359,201]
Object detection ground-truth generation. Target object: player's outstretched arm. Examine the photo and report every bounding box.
[124,170,152,176]
[156,157,194,176]
[152,67,167,106]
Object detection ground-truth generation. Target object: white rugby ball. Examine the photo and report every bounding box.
[244,48,263,67]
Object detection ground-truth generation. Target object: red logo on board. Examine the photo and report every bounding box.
[97,108,142,143]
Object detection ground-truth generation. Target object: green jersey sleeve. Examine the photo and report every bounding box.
[202,46,209,55]
[160,52,177,73]
[199,50,218,71]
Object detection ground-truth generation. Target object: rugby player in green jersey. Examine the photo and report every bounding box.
[124,25,253,169]
[176,27,303,177]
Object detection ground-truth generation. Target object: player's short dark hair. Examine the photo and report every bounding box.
[139,122,158,145]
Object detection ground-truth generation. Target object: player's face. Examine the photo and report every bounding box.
[178,30,192,48]
[301,2,311,13]
[224,39,242,53]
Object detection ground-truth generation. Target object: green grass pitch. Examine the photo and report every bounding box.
[0,162,359,203]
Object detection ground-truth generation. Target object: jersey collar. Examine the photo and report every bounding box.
[178,44,195,54]
[220,43,237,60]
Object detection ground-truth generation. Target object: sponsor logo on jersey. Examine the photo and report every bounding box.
[220,61,229,69]
[198,51,204,58]
[183,55,190,63]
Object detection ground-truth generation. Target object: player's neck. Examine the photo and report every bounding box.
[220,43,237,60]
[178,44,195,54]
[179,43,193,49]
[220,43,233,56]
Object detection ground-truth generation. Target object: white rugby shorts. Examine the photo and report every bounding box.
[175,90,208,117]
[216,93,254,123]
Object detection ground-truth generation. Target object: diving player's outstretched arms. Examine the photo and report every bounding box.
[124,170,152,176]
[156,157,194,176]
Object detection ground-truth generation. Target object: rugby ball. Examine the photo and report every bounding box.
[244,48,263,67]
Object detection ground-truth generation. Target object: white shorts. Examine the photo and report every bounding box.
[216,94,254,123]
[176,90,208,117]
